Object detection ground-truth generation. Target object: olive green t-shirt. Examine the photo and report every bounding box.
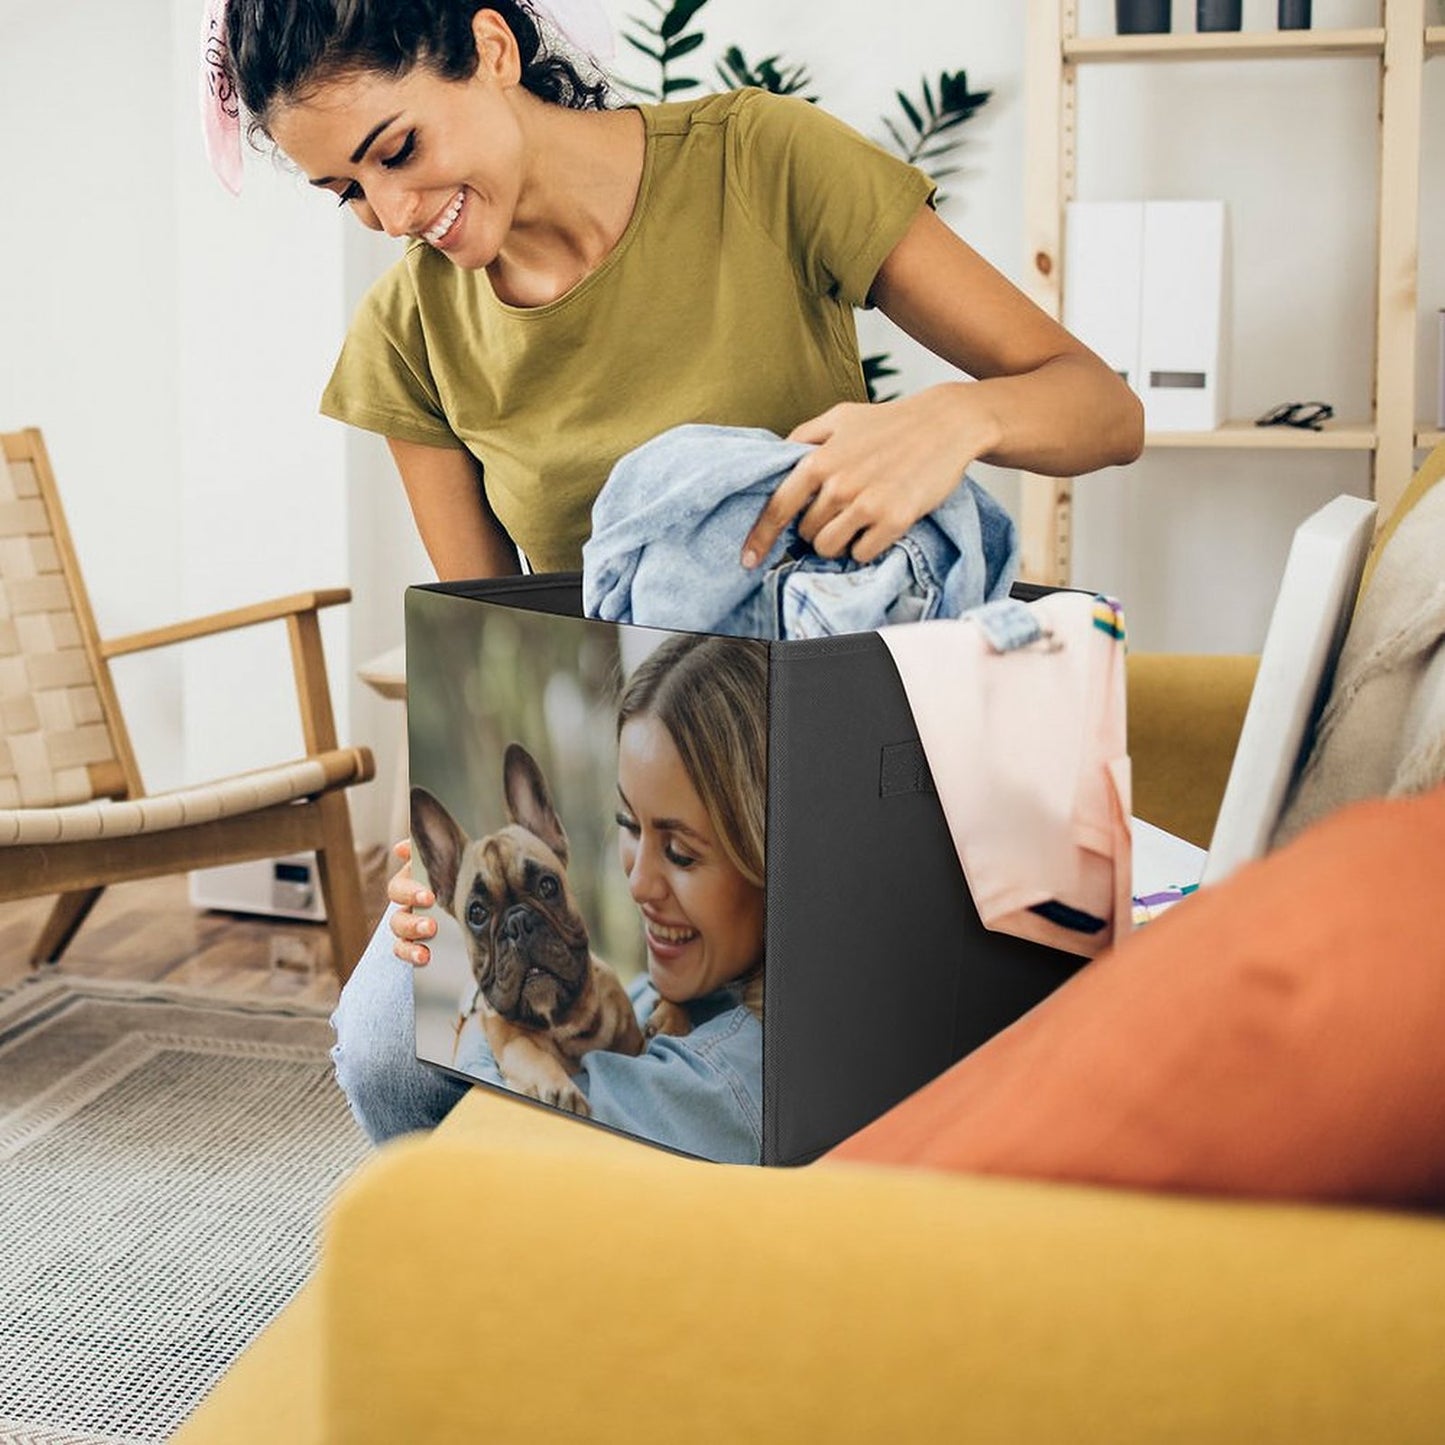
[320,88,935,573]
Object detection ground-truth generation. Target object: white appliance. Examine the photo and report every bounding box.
[190,854,328,922]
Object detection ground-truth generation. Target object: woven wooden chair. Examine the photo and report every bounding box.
[0,427,375,978]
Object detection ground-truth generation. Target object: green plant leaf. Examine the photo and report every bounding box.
[881,68,993,176]
[664,31,706,60]
[624,0,709,106]
[896,90,924,134]
[714,49,744,85]
[939,70,992,113]
[713,43,815,99]
[659,0,711,41]
[862,352,900,403]
[931,111,977,135]
[623,32,665,62]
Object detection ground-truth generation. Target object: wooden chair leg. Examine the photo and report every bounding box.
[31,887,106,966]
[313,793,369,985]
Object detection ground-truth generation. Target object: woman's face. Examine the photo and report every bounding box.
[616,715,764,1005]
[266,11,525,270]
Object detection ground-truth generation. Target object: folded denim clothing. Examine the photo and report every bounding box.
[581,423,1018,637]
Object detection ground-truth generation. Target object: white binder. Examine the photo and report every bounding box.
[1063,201,1145,395]
[1138,200,1227,431]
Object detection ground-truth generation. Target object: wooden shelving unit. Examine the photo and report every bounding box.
[1143,420,1378,451]
[1064,28,1386,61]
[1019,0,1429,586]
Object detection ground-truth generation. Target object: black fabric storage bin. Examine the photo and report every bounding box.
[406,574,1086,1166]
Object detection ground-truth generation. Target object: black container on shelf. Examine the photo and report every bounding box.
[1278,0,1312,26]
[1197,0,1243,29]
[1116,0,1171,34]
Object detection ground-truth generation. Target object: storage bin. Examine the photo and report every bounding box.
[406,574,1085,1165]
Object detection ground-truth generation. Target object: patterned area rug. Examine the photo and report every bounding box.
[0,976,370,1444]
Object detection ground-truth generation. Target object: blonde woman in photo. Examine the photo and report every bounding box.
[332,634,771,1162]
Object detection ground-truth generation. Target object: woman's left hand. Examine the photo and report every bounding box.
[740,384,997,569]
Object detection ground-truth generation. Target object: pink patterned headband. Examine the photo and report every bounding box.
[200,0,243,195]
[200,0,617,195]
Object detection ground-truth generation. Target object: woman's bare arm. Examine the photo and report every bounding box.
[388,437,522,582]
[742,207,1144,566]
[869,206,1143,475]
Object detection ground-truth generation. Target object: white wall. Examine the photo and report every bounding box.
[0,0,184,789]
[168,0,361,836]
[342,228,433,849]
[2,0,384,840]
[4,0,1439,846]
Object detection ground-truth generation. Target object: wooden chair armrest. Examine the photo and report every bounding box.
[99,589,353,658]
[101,589,353,755]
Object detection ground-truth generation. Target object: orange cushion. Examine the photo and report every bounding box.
[828,786,1445,1207]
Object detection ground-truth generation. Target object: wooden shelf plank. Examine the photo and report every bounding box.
[1065,29,1386,63]
[1145,420,1377,451]
[1426,25,1445,57]
[1415,428,1445,449]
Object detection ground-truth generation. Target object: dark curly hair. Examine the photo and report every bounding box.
[225,0,609,134]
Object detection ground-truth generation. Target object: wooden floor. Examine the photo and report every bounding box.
[0,861,390,1008]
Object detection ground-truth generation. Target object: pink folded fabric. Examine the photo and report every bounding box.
[880,594,1132,957]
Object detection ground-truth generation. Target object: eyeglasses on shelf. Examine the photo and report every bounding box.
[1255,401,1335,432]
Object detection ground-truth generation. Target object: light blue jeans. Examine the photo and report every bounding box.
[330,907,469,1143]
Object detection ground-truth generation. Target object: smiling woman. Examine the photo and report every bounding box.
[261,19,627,281]
[213,0,1140,1145]
[217,0,1140,584]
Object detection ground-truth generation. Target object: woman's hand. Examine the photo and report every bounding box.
[387,838,439,967]
[740,385,997,569]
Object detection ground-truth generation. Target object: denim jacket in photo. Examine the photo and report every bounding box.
[454,974,763,1165]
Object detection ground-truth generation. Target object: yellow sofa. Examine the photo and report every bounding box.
[178,1078,1445,1445]
[174,687,1445,1445]
[176,455,1445,1444]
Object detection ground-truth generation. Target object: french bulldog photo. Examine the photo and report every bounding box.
[410,743,684,1117]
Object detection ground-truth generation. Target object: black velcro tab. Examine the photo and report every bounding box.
[879,740,935,798]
